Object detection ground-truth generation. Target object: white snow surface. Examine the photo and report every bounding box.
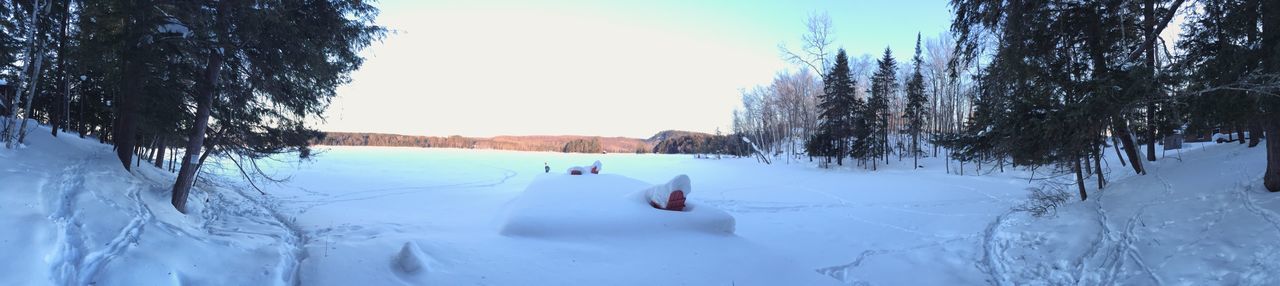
[3,122,1280,285]
[498,173,731,238]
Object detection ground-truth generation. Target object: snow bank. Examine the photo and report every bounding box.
[498,174,734,238]
[0,123,304,285]
[643,174,691,210]
[566,160,603,175]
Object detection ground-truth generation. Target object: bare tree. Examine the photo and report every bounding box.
[780,12,834,77]
[5,0,51,148]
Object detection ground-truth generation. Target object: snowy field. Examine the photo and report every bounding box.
[3,123,1280,285]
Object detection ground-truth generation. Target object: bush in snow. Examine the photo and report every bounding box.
[1013,185,1072,218]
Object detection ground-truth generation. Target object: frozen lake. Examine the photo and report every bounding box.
[245,146,1032,285]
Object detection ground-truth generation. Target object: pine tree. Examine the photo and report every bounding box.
[905,33,928,169]
[170,0,385,212]
[811,49,856,166]
[868,47,896,170]
[1177,0,1280,191]
[946,0,1182,199]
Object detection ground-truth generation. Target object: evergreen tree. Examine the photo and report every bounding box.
[811,49,856,166]
[905,33,928,169]
[1177,0,1280,191]
[947,0,1185,199]
[168,0,384,212]
[868,47,896,170]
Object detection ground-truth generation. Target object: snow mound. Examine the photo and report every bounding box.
[566,160,603,175]
[643,174,691,210]
[498,174,735,238]
[393,242,431,275]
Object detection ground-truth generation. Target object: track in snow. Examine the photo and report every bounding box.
[47,158,153,286]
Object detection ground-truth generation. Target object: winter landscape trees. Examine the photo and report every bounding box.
[736,1,1280,199]
[0,0,383,212]
[2,0,1279,210]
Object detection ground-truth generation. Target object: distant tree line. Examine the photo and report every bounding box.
[319,131,747,155]
[561,138,601,153]
[318,132,480,149]
[651,131,749,156]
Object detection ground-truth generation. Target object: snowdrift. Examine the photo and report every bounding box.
[0,121,303,286]
[498,174,735,238]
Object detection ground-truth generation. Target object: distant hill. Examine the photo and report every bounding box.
[646,130,715,144]
[315,132,651,153]
[315,130,748,155]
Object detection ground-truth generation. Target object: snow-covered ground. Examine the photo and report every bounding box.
[3,122,1279,285]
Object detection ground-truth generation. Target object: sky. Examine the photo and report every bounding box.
[318,0,955,138]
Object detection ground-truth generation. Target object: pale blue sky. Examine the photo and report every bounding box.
[320,0,954,138]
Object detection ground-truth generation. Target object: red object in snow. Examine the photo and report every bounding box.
[590,166,599,174]
[648,190,686,211]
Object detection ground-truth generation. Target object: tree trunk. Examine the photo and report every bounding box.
[1144,0,1158,162]
[1083,152,1091,173]
[4,1,40,148]
[1250,121,1263,147]
[913,131,919,169]
[1113,120,1146,175]
[1075,156,1088,201]
[1263,0,1279,192]
[155,138,165,169]
[52,0,70,137]
[172,49,222,213]
[1112,136,1126,167]
[77,87,84,138]
[1095,143,1105,190]
[1238,127,1247,145]
[16,39,46,145]
[114,8,146,171]
[1266,120,1280,192]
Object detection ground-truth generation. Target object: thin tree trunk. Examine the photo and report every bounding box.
[1113,120,1146,175]
[155,138,165,169]
[16,41,47,144]
[1238,127,1247,145]
[1083,152,1091,173]
[1144,0,1158,162]
[1075,155,1087,201]
[1113,136,1126,167]
[52,0,70,137]
[77,85,84,138]
[1266,120,1280,192]
[1095,143,1105,190]
[1261,0,1278,191]
[1250,121,1263,147]
[15,0,48,146]
[4,1,40,148]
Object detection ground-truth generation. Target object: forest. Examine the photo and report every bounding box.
[0,0,384,212]
[733,1,1280,200]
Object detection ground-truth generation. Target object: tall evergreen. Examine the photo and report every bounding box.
[811,49,856,166]
[868,47,896,170]
[905,33,928,169]
[947,0,1187,199]
[170,0,384,212]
